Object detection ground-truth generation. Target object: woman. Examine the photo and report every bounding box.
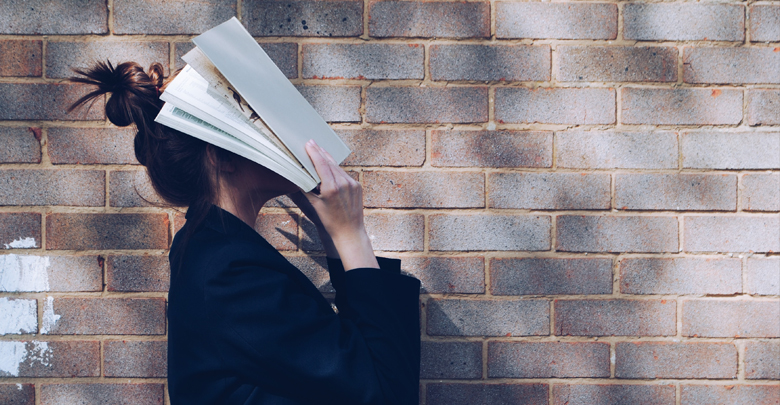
[68,61,421,404]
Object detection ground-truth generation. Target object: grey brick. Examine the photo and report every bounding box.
[420,341,482,379]
[430,45,550,82]
[616,174,737,211]
[427,298,549,337]
[365,214,425,251]
[48,127,137,165]
[681,385,780,405]
[401,257,485,294]
[41,298,166,335]
[554,384,675,405]
[747,258,780,296]
[0,84,104,121]
[615,342,737,379]
[366,86,488,124]
[104,341,167,378]
[114,0,236,35]
[427,384,548,405]
[557,216,678,253]
[684,47,780,84]
[46,42,169,79]
[431,130,552,168]
[429,214,551,251]
[0,170,105,207]
[557,131,678,169]
[0,384,34,405]
[489,342,611,378]
[364,171,483,208]
[110,171,164,208]
[489,172,610,210]
[0,255,102,292]
[685,215,780,253]
[0,127,41,163]
[107,255,170,292]
[556,46,677,83]
[682,132,780,169]
[490,258,613,296]
[369,1,489,38]
[0,40,42,77]
[555,299,676,337]
[496,2,617,40]
[682,299,780,338]
[303,43,423,80]
[745,340,780,380]
[620,258,742,295]
[294,85,361,122]
[243,0,362,37]
[40,384,164,405]
[0,213,41,250]
[742,173,780,212]
[751,5,780,42]
[337,129,425,167]
[46,213,169,251]
[748,90,780,126]
[0,0,107,34]
[0,341,99,377]
[624,3,744,41]
[621,88,743,125]
[495,88,615,125]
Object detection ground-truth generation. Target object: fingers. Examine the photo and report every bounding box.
[311,141,357,187]
[305,140,337,191]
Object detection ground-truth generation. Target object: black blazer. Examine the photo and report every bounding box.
[167,205,421,405]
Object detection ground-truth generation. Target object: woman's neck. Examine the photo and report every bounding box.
[215,189,277,229]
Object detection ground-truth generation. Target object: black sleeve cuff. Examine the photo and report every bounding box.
[326,256,401,292]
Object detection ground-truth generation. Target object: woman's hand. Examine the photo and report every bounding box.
[288,190,340,260]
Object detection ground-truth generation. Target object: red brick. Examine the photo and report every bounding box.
[680,385,780,405]
[48,128,137,165]
[556,216,678,253]
[615,174,737,211]
[0,169,105,206]
[491,258,612,296]
[684,47,780,85]
[682,132,780,170]
[427,298,549,337]
[0,0,107,34]
[621,88,743,125]
[0,384,34,405]
[0,127,41,163]
[46,213,169,250]
[496,87,615,125]
[337,129,425,167]
[0,340,99,377]
[0,40,41,77]
[748,90,780,126]
[427,384,548,405]
[284,255,332,292]
[41,298,166,335]
[114,0,236,34]
[104,340,167,377]
[303,43,423,80]
[431,130,552,168]
[0,255,102,292]
[496,2,617,40]
[46,41,169,79]
[369,1,489,38]
[684,215,780,253]
[556,46,677,83]
[243,0,362,37]
[557,131,678,170]
[620,258,742,295]
[430,214,551,251]
[106,255,170,292]
[682,299,780,338]
[489,173,610,210]
[615,342,736,379]
[489,342,610,378]
[109,170,164,208]
[624,3,744,41]
[366,86,488,124]
[747,258,780,296]
[40,384,164,405]
[751,5,780,42]
[553,384,675,405]
[743,173,780,212]
[364,171,484,208]
[0,213,41,250]
[400,256,485,294]
[255,212,298,251]
[745,340,780,380]
[420,341,482,379]
[0,83,104,121]
[430,45,550,82]
[555,299,676,337]
[295,85,361,122]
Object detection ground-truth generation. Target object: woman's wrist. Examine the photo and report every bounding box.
[332,229,379,271]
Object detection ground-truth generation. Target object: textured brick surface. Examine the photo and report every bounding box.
[114,0,236,34]
[295,85,361,122]
[365,214,425,251]
[427,298,549,337]
[243,0,362,37]
[684,216,780,253]
[429,214,551,251]
[0,341,99,377]
[420,341,482,379]
[48,127,138,165]
[747,258,780,296]
[682,132,780,170]
[680,385,780,405]
[682,300,780,338]
[745,340,780,380]
[46,213,170,250]
[0,0,107,34]
[40,384,164,405]
[104,340,167,377]
[0,84,104,121]
[495,87,615,125]
[751,5,780,42]
[366,86,488,124]
[556,131,678,169]
[624,3,744,41]
[742,173,780,212]
[496,2,617,40]
[615,342,737,379]
[369,1,489,38]
[427,384,548,405]
[431,130,551,168]
[0,213,41,250]
[0,255,102,292]
[109,170,164,207]
[0,297,36,334]
[46,42,169,79]
[0,127,41,163]
[555,299,676,337]
[431,45,550,82]
[684,48,780,85]
[556,46,677,83]
[0,40,41,77]
[553,384,675,405]
[337,129,425,167]
[490,258,612,296]
[615,174,736,211]
[489,172,610,210]
[620,258,742,295]
[364,171,484,208]
[0,170,105,207]
[255,212,298,251]
[106,255,170,292]
[303,43,423,80]
[42,298,166,335]
[748,90,780,126]
[556,216,678,253]
[400,257,485,294]
[621,88,743,125]
[489,342,610,378]
[0,384,34,405]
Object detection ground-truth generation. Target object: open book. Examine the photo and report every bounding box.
[154,17,351,192]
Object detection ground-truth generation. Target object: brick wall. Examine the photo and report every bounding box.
[0,0,778,404]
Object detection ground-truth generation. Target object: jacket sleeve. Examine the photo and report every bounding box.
[204,245,421,405]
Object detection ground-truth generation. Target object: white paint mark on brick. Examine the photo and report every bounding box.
[16,383,22,390]
[0,297,37,335]
[0,254,51,292]
[0,341,26,376]
[40,297,60,334]
[28,341,52,366]
[4,237,37,249]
